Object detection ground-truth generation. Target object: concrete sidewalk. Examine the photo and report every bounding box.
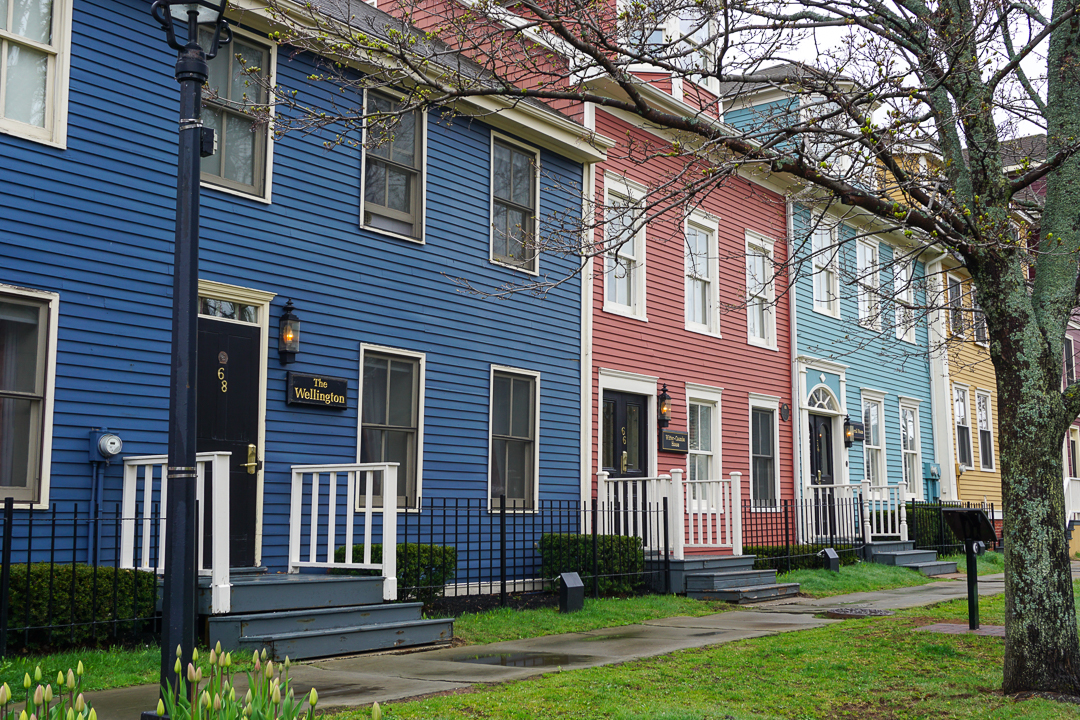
[86,566,1065,717]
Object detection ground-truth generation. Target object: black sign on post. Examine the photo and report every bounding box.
[286,372,349,409]
[660,430,689,453]
[941,508,998,630]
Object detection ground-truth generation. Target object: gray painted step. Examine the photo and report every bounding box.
[865,541,915,558]
[663,555,757,593]
[198,574,385,614]
[873,549,937,566]
[208,602,425,649]
[685,570,777,591]
[905,561,958,576]
[686,582,801,604]
[238,617,454,660]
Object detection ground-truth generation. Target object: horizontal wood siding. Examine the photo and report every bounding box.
[0,0,584,570]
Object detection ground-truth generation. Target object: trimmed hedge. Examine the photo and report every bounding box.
[745,544,860,572]
[538,533,645,595]
[332,543,457,604]
[4,563,157,650]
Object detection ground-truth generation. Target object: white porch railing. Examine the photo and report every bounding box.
[859,480,908,542]
[288,463,399,601]
[1066,477,1080,523]
[595,470,743,561]
[120,452,233,614]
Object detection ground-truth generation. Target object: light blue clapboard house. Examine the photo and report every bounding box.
[0,0,607,656]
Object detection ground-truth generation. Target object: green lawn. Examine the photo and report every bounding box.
[325,586,1080,720]
[939,550,1007,576]
[778,559,939,597]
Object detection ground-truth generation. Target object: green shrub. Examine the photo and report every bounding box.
[4,563,157,651]
[331,543,457,604]
[538,534,645,595]
[744,544,860,572]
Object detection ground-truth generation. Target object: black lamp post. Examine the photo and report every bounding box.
[149,0,231,701]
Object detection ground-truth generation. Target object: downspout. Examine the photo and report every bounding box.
[580,101,597,509]
[926,255,957,501]
[787,198,802,500]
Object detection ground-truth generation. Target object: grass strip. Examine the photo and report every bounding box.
[778,560,939,597]
[938,550,1007,576]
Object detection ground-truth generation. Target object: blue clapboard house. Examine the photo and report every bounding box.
[0,0,607,656]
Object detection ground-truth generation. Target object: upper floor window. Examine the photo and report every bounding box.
[1066,337,1076,386]
[947,275,965,337]
[201,29,271,199]
[746,232,775,347]
[360,349,422,507]
[491,138,538,272]
[603,174,647,319]
[0,0,69,145]
[972,292,988,345]
[856,240,879,329]
[0,289,54,503]
[1071,427,1079,479]
[976,391,994,471]
[811,226,838,316]
[685,216,718,335]
[894,261,915,343]
[364,92,424,239]
[954,385,973,468]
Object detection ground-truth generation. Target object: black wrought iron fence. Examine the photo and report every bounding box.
[741,494,866,573]
[908,499,997,556]
[0,497,161,656]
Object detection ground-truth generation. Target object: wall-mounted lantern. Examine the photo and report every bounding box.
[844,415,855,448]
[658,384,672,428]
[279,300,300,365]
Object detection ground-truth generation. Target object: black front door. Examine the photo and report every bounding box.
[197,318,261,568]
[602,391,648,478]
[808,414,834,486]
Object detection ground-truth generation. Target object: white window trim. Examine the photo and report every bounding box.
[489,132,541,275]
[947,273,966,338]
[1065,337,1076,387]
[811,224,840,318]
[684,383,723,507]
[860,388,887,487]
[745,230,777,349]
[198,280,275,563]
[894,260,916,343]
[0,0,72,148]
[952,382,973,470]
[975,389,995,472]
[1070,427,1080,479]
[199,25,278,204]
[487,365,541,512]
[684,211,720,336]
[898,399,923,500]
[596,368,658,477]
[356,343,426,509]
[602,172,648,321]
[359,88,428,244]
[856,240,880,330]
[748,392,781,509]
[0,283,59,509]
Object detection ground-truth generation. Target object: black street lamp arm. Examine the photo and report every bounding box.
[151,0,231,57]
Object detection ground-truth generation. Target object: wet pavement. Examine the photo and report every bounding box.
[86,564,1080,717]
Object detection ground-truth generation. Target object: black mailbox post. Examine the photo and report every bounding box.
[820,548,840,573]
[941,508,999,630]
[559,572,585,613]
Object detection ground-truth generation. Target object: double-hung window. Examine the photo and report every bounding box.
[491,139,538,271]
[0,0,69,144]
[900,405,919,492]
[862,396,884,485]
[0,290,54,503]
[685,217,718,334]
[604,175,646,317]
[811,226,838,315]
[364,92,424,239]
[490,369,538,510]
[201,30,271,199]
[1066,338,1076,386]
[750,405,778,507]
[1071,428,1079,479]
[687,401,714,504]
[360,350,422,507]
[976,391,994,471]
[947,275,965,336]
[746,232,774,346]
[972,293,988,345]
[856,241,879,329]
[954,386,973,468]
[894,261,915,342]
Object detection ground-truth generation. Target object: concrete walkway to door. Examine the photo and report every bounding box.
[85,565,1075,717]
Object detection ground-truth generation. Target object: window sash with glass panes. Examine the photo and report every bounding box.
[863,398,883,485]
[0,293,48,502]
[364,92,422,238]
[198,297,258,324]
[489,372,536,509]
[201,29,269,197]
[900,406,919,491]
[972,295,988,345]
[492,141,537,270]
[856,241,879,328]
[685,222,714,330]
[948,276,965,336]
[894,261,915,342]
[812,227,838,314]
[746,243,770,342]
[751,408,777,507]
[1,0,61,136]
[687,401,713,504]
[954,386,973,467]
[360,353,419,507]
[605,190,641,309]
[976,391,994,470]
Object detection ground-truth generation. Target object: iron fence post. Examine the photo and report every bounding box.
[0,497,13,657]
[662,497,670,593]
[784,500,791,575]
[500,494,507,607]
[591,498,599,599]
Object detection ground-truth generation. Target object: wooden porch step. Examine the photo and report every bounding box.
[208,602,427,649]
[237,617,454,660]
[904,561,958,576]
[662,555,758,594]
[865,540,915,558]
[872,549,938,567]
[198,574,385,614]
[686,582,801,604]
[685,570,777,591]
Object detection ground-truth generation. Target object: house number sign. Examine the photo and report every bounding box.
[286,372,348,409]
